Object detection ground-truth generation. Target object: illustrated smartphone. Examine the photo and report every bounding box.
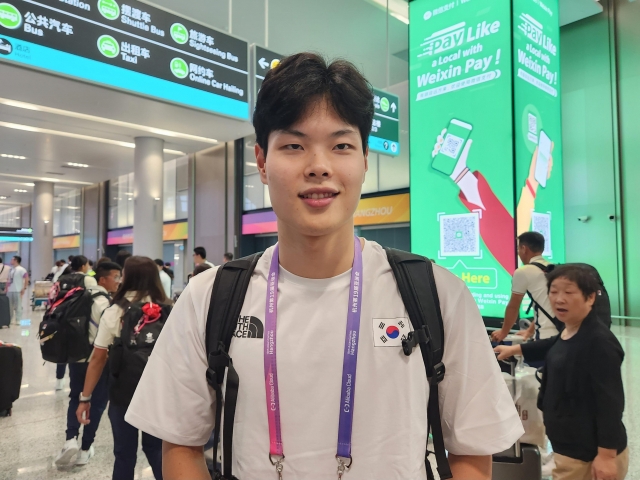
[432,119,473,176]
[535,130,552,188]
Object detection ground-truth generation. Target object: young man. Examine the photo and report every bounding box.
[223,252,233,264]
[193,246,215,268]
[491,231,559,343]
[53,259,68,283]
[54,261,122,467]
[7,256,28,325]
[155,258,173,299]
[126,53,523,479]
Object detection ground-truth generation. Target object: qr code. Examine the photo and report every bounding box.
[441,133,464,159]
[528,113,537,135]
[439,213,480,256]
[531,212,552,257]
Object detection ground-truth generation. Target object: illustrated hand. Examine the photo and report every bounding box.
[491,329,508,343]
[527,143,554,190]
[591,452,617,480]
[431,129,473,183]
[77,402,91,425]
[493,345,519,361]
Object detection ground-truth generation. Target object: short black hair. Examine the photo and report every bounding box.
[193,263,212,277]
[223,252,233,262]
[253,52,374,155]
[68,255,74,261]
[13,255,22,264]
[518,231,545,253]
[95,262,122,282]
[115,250,132,268]
[547,265,600,300]
[194,246,207,259]
[88,259,94,267]
[154,258,164,267]
[70,255,89,272]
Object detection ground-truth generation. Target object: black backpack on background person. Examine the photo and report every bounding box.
[205,249,451,480]
[528,262,612,331]
[109,301,172,406]
[38,274,108,363]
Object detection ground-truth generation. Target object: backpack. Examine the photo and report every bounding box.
[38,274,108,363]
[109,301,172,406]
[205,248,451,480]
[528,262,612,331]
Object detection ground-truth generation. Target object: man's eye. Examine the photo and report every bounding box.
[335,143,352,151]
[284,144,303,150]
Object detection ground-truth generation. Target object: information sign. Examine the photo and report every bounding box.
[0,0,249,118]
[253,45,281,93]
[369,87,399,156]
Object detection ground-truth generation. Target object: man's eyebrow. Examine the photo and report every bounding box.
[279,129,307,137]
[331,129,357,137]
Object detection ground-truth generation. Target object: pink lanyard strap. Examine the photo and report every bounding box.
[264,236,364,478]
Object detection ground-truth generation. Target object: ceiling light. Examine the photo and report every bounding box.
[0,173,91,186]
[0,195,8,200]
[14,189,28,193]
[1,153,27,159]
[0,97,219,144]
[67,162,89,168]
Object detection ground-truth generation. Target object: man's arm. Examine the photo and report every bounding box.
[20,272,28,296]
[162,442,210,480]
[491,293,524,342]
[449,454,492,480]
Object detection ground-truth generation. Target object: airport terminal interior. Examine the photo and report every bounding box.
[1,0,639,478]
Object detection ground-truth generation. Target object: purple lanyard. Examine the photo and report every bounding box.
[264,236,363,479]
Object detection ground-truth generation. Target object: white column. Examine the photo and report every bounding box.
[133,137,164,259]
[31,181,54,281]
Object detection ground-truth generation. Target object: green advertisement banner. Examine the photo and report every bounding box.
[409,0,515,318]
[513,0,565,281]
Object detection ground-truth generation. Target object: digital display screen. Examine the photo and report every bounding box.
[369,87,400,156]
[0,0,249,118]
[409,0,515,319]
[513,0,565,282]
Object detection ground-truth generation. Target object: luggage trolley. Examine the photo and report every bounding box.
[31,280,53,311]
[492,355,542,480]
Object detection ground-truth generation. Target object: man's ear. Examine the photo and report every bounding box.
[363,146,369,184]
[255,143,268,185]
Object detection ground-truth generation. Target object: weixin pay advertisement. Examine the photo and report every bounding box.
[410,0,516,319]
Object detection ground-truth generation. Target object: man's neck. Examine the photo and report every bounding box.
[277,221,360,279]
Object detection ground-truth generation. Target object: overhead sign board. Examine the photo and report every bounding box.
[0,0,249,119]
[0,227,33,242]
[253,45,281,94]
[369,87,399,157]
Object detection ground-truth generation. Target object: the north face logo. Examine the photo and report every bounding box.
[234,316,264,338]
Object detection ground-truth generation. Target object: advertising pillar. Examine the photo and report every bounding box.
[31,181,54,282]
[133,137,164,259]
[409,0,564,320]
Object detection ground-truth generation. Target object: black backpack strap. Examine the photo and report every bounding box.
[205,253,263,480]
[524,263,563,331]
[384,248,452,480]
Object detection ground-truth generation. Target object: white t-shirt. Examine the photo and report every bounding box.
[8,265,28,292]
[126,241,523,479]
[0,263,10,284]
[511,256,558,339]
[159,269,172,299]
[53,264,67,283]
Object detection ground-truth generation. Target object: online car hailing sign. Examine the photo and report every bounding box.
[369,87,400,157]
[0,0,249,119]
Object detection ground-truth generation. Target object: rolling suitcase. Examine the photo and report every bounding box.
[0,294,10,328]
[0,342,23,415]
[492,356,542,480]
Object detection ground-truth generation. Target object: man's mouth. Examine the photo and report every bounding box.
[299,192,338,199]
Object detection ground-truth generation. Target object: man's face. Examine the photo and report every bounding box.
[193,253,203,265]
[11,258,17,267]
[99,269,122,294]
[256,99,368,237]
[517,242,527,263]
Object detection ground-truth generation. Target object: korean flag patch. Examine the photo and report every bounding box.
[373,318,412,347]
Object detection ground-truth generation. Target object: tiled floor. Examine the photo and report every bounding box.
[1,296,638,479]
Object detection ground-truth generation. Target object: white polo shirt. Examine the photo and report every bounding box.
[126,240,523,479]
[511,256,558,339]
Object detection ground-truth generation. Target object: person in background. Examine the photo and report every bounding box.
[96,256,112,267]
[54,261,122,467]
[492,231,558,343]
[163,262,174,281]
[192,247,214,268]
[495,265,628,480]
[87,260,96,277]
[155,259,172,299]
[222,252,233,264]
[77,256,169,480]
[192,263,211,278]
[53,259,68,283]
[115,250,132,269]
[7,256,28,325]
